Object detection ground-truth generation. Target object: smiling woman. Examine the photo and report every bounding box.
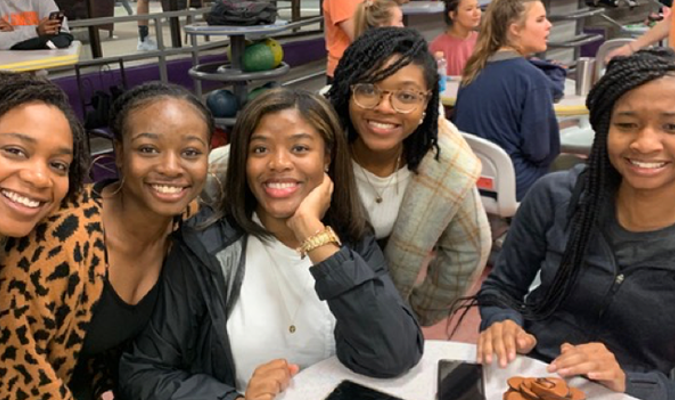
[0,71,87,243]
[118,88,424,400]
[324,27,491,327]
[476,48,675,400]
[0,81,213,400]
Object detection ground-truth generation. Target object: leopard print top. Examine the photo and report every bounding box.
[0,183,198,400]
[0,184,106,400]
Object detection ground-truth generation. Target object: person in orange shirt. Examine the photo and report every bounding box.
[0,0,68,50]
[323,0,362,83]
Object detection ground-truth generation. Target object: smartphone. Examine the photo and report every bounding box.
[437,359,485,400]
[324,380,405,400]
[49,11,65,22]
[48,11,64,34]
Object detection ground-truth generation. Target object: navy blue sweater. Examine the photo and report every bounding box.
[479,166,675,400]
[454,56,560,201]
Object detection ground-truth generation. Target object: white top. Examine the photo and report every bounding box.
[352,161,411,239]
[227,216,337,393]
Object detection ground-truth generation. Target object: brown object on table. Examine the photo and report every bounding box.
[504,377,586,400]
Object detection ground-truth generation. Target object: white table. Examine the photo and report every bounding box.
[0,41,81,72]
[278,340,634,400]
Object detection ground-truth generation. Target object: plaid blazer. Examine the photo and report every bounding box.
[203,119,490,326]
[384,119,490,326]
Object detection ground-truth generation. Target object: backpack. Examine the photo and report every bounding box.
[206,0,277,26]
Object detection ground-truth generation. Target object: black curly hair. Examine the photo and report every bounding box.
[108,81,214,144]
[478,48,675,320]
[0,71,88,202]
[326,27,440,172]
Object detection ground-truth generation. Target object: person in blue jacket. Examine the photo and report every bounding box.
[476,48,675,400]
[453,0,559,201]
[118,88,424,400]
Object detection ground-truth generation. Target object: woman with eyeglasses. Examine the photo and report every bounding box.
[331,27,490,327]
[207,28,489,328]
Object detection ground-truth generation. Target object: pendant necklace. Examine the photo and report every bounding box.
[353,149,402,204]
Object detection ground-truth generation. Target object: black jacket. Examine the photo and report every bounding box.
[118,208,424,400]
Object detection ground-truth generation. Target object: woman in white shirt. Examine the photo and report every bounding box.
[119,88,424,400]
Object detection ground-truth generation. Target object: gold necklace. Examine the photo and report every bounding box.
[353,149,402,204]
[267,246,314,334]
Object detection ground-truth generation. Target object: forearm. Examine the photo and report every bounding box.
[633,15,671,50]
[313,243,424,378]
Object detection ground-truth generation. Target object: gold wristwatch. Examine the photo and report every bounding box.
[297,226,342,258]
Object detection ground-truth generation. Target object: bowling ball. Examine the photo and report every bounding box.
[206,89,238,118]
[263,38,284,67]
[247,81,282,102]
[242,43,276,72]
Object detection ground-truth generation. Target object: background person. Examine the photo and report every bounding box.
[454,0,559,201]
[430,0,482,76]
[353,0,404,39]
[323,0,361,83]
[0,0,69,50]
[477,48,675,400]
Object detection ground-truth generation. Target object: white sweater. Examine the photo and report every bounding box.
[0,0,69,50]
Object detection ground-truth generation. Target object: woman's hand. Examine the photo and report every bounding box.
[244,359,300,400]
[287,173,334,243]
[0,19,14,32]
[548,343,626,393]
[477,320,537,368]
[605,44,635,63]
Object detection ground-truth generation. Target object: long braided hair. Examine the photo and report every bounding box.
[327,27,440,172]
[476,48,675,321]
[0,72,89,202]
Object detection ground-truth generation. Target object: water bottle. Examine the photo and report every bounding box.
[434,51,447,93]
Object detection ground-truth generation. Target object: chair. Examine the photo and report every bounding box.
[594,38,636,79]
[461,132,519,218]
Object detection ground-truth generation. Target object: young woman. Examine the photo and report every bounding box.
[453,0,559,201]
[0,71,87,248]
[429,0,482,76]
[309,27,490,328]
[119,88,423,400]
[353,0,404,39]
[0,81,212,399]
[477,49,675,400]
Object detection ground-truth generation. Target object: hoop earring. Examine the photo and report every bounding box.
[102,175,126,198]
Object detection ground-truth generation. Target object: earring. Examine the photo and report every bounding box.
[419,112,426,125]
[324,165,329,172]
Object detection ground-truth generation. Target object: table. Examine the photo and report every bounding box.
[0,41,82,72]
[278,340,634,400]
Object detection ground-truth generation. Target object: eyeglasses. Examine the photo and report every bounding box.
[351,83,430,114]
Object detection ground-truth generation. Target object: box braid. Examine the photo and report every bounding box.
[476,48,675,321]
[327,27,440,172]
[0,72,88,203]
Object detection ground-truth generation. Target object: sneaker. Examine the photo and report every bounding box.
[137,37,158,51]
